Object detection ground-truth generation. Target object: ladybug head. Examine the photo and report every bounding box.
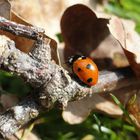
[68,54,86,65]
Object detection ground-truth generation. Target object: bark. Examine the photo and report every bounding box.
[0,16,139,138]
[0,17,44,40]
[0,97,40,138]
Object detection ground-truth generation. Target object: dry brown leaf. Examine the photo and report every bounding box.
[63,94,122,124]
[11,11,60,64]
[108,17,140,77]
[61,4,109,58]
[0,1,35,52]
[0,0,11,19]
[10,0,91,39]
[12,12,60,64]
[11,11,32,26]
[0,94,19,109]
[0,2,60,64]
[11,11,58,61]
[60,4,128,70]
[63,85,139,124]
[58,36,128,71]
[126,93,140,128]
[9,1,112,65]
[91,34,129,70]
[0,8,34,53]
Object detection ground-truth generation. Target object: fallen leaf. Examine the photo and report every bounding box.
[10,0,91,39]
[11,11,60,65]
[60,4,128,70]
[9,1,115,65]
[126,93,140,128]
[61,4,109,58]
[62,94,122,124]
[0,3,60,64]
[0,94,19,109]
[63,84,140,124]
[0,0,11,19]
[0,7,35,53]
[108,17,140,77]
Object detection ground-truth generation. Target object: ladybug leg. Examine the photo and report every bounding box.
[70,66,87,87]
[72,74,89,87]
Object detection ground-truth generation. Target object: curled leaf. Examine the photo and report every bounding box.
[60,4,128,70]
[108,17,140,77]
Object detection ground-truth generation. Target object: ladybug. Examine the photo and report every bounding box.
[68,55,99,86]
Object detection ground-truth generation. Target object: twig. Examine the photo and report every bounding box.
[0,17,44,40]
[0,97,40,138]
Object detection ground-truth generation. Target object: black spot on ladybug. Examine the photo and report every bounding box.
[77,67,82,72]
[86,64,94,70]
[87,78,93,83]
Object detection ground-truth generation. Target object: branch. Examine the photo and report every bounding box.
[0,17,44,40]
[0,86,42,139]
[0,16,139,138]
[0,67,138,139]
[0,97,40,138]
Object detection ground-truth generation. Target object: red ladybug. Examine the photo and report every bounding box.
[68,55,99,86]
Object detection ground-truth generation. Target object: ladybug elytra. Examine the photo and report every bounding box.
[68,55,99,86]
